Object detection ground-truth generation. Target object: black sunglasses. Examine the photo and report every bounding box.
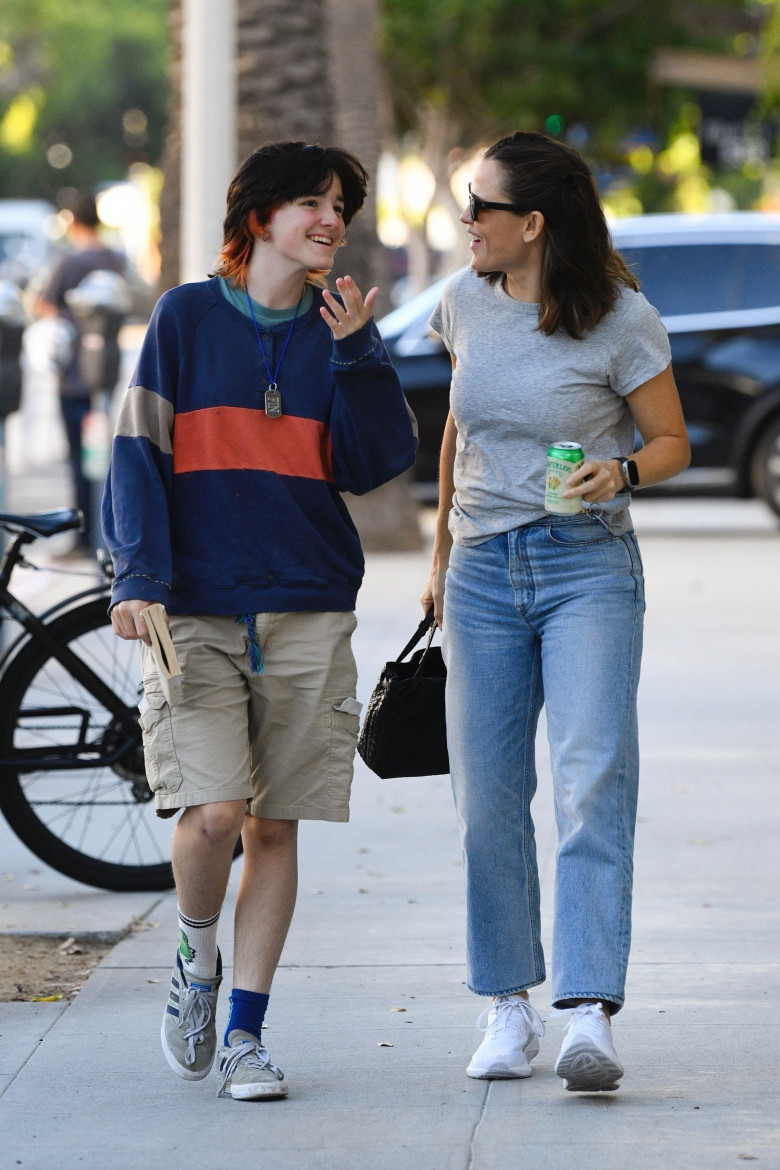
[467,183,528,220]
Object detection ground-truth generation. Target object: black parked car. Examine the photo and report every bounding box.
[378,211,780,516]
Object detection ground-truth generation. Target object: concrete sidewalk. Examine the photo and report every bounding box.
[1,496,779,1169]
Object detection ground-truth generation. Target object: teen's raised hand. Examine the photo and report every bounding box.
[321,275,379,339]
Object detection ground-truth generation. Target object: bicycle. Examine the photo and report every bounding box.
[0,506,176,892]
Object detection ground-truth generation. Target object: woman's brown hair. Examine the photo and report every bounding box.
[481,131,638,339]
[213,141,369,288]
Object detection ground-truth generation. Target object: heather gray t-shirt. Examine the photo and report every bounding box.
[429,268,671,543]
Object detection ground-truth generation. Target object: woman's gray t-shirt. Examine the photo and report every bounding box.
[429,268,672,544]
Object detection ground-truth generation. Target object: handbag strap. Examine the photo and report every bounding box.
[396,607,437,662]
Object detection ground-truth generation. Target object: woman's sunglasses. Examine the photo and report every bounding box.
[468,183,528,221]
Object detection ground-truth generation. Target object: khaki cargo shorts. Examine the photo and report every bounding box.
[138,610,360,821]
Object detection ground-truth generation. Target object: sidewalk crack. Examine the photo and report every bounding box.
[466,1081,490,1170]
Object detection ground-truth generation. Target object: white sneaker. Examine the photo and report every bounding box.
[554,1002,624,1091]
[466,995,546,1079]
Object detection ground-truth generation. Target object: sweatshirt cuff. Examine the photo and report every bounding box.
[110,572,170,609]
[330,319,379,367]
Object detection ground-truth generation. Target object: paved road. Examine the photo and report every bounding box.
[1,492,779,1169]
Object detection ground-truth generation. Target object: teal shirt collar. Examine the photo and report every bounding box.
[218,276,314,325]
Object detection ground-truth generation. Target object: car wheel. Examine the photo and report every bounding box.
[751,413,780,519]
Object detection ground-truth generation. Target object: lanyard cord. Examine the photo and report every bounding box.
[244,285,305,391]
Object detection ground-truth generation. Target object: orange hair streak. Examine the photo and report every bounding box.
[213,208,328,290]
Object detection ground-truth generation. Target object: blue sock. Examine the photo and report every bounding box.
[224,988,269,1046]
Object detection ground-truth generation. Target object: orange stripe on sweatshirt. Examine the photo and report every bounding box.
[172,407,334,481]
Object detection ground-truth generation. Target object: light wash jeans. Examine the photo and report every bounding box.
[443,514,645,1013]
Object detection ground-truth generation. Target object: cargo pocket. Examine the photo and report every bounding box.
[138,691,184,797]
[326,696,362,800]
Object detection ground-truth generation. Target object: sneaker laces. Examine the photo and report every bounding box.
[476,996,546,1042]
[559,1001,608,1040]
[218,1039,283,1099]
[178,985,216,1067]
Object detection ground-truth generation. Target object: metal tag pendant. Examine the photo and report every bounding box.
[264,385,283,419]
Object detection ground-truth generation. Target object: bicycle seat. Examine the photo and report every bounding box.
[0,508,84,538]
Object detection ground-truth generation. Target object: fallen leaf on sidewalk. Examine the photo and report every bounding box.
[31,994,63,1002]
[377,1042,394,1047]
[147,979,160,984]
[390,1007,406,1012]
[57,937,83,955]
[737,1157,758,1162]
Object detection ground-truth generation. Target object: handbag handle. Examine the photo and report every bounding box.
[396,607,436,662]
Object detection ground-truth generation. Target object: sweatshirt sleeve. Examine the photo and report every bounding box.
[328,318,418,496]
[101,294,178,608]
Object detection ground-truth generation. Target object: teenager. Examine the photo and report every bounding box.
[104,141,417,1100]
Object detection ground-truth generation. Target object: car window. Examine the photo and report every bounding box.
[618,244,780,316]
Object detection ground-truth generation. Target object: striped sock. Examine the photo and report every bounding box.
[224,988,270,1046]
[177,906,220,981]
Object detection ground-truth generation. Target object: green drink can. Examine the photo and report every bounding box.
[545,441,585,514]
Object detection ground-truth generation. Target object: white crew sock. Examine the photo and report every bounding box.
[177,906,220,981]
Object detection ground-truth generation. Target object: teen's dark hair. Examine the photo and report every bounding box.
[213,141,369,287]
[480,131,639,339]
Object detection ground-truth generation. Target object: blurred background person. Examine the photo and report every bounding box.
[35,193,125,554]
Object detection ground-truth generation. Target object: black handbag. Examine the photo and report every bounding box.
[357,608,449,779]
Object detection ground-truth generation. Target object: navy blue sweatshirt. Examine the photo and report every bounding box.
[102,277,417,615]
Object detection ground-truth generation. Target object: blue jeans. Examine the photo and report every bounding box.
[442,515,645,1013]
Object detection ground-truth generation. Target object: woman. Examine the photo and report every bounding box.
[422,131,689,1092]
[103,141,417,1100]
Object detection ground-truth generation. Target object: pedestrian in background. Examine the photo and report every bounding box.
[422,130,690,1092]
[35,193,125,554]
[103,141,417,1101]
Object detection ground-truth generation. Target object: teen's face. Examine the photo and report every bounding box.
[263,175,346,272]
[460,157,533,274]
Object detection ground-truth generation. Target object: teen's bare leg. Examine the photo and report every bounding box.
[232,815,299,992]
[171,799,247,918]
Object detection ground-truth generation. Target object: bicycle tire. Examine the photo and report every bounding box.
[0,598,176,891]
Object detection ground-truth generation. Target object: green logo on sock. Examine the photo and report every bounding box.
[179,929,196,962]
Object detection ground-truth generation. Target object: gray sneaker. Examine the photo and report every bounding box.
[217,1029,289,1100]
[161,949,222,1081]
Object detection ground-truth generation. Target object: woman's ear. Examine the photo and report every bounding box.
[523,211,545,242]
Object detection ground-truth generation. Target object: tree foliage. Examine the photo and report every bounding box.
[380,0,749,151]
[0,0,169,200]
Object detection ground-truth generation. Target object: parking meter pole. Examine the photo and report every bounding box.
[0,280,25,612]
[82,392,111,552]
[64,270,130,555]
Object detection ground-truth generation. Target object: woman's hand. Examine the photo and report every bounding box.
[110,599,165,644]
[321,275,379,339]
[564,459,624,504]
[421,561,448,629]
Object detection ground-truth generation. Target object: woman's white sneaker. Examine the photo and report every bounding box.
[466,995,546,1079]
[554,1002,624,1092]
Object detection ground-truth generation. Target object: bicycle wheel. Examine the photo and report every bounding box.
[0,598,176,891]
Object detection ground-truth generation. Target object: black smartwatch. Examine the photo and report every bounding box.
[620,458,640,490]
